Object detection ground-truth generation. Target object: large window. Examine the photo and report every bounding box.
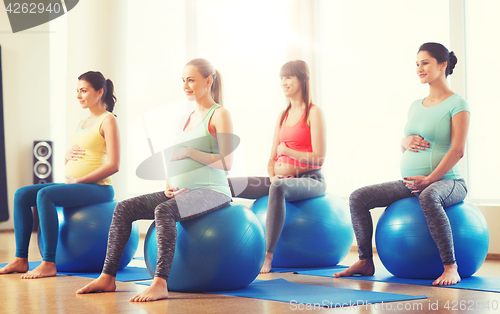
[316,0,450,197]
[464,0,500,202]
[194,0,289,177]
[122,0,498,202]
[125,0,289,196]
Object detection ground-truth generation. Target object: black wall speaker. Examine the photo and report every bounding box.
[33,141,53,184]
[0,44,8,222]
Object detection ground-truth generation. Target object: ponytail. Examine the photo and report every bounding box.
[78,71,117,113]
[104,79,117,113]
[186,58,223,106]
[211,69,223,106]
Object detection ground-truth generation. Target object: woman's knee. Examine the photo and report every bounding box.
[35,187,54,204]
[14,186,32,203]
[269,180,286,197]
[418,188,442,206]
[154,202,179,221]
[349,187,368,210]
[113,200,134,218]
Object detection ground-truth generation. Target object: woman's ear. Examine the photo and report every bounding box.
[207,75,213,88]
[440,61,447,72]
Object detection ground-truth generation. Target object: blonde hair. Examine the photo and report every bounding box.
[186,58,223,106]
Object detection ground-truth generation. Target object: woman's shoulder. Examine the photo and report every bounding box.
[308,104,324,119]
[212,105,231,119]
[448,94,470,114]
[210,106,233,129]
[449,93,467,104]
[101,111,118,126]
[309,104,323,114]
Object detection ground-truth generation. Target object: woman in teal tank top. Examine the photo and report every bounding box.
[335,43,470,286]
[77,59,234,302]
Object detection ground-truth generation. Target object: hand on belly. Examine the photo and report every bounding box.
[274,162,310,177]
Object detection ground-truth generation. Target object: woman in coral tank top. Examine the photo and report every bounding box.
[230,60,327,273]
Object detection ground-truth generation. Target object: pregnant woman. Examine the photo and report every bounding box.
[229,60,327,273]
[0,71,119,279]
[335,42,469,286]
[77,58,234,302]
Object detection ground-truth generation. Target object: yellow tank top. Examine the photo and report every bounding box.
[65,111,113,185]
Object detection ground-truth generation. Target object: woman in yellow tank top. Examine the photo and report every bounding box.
[0,71,120,279]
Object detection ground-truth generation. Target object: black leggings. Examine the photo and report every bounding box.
[350,179,467,265]
[102,189,231,280]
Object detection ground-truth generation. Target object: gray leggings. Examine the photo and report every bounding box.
[228,169,327,253]
[102,189,231,280]
[350,179,467,265]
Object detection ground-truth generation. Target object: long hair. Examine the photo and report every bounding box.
[279,60,312,126]
[78,71,116,113]
[186,58,223,106]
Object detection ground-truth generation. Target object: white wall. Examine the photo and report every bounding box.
[0,9,50,230]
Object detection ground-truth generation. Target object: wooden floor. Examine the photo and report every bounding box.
[1,231,499,314]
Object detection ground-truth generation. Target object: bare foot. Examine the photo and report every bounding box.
[433,263,461,286]
[76,273,117,294]
[260,252,274,274]
[130,277,168,302]
[334,259,375,278]
[0,257,29,274]
[20,261,57,279]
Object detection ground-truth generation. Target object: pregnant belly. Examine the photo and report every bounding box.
[274,160,314,177]
[400,150,434,178]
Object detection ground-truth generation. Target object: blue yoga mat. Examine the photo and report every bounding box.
[61,266,152,282]
[136,278,427,308]
[136,279,153,285]
[297,267,500,293]
[0,261,42,271]
[211,279,426,308]
[0,261,152,282]
[271,265,348,273]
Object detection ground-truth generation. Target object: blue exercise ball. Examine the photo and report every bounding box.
[250,194,354,268]
[144,203,265,292]
[38,201,139,272]
[375,198,489,279]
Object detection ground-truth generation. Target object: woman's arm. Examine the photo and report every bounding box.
[267,112,283,181]
[172,107,234,171]
[404,111,470,192]
[276,106,326,166]
[66,115,120,184]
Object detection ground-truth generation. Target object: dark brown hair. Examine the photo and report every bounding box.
[78,71,116,112]
[418,42,457,77]
[279,60,312,126]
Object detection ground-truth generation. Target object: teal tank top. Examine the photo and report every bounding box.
[167,104,231,197]
[400,94,469,180]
